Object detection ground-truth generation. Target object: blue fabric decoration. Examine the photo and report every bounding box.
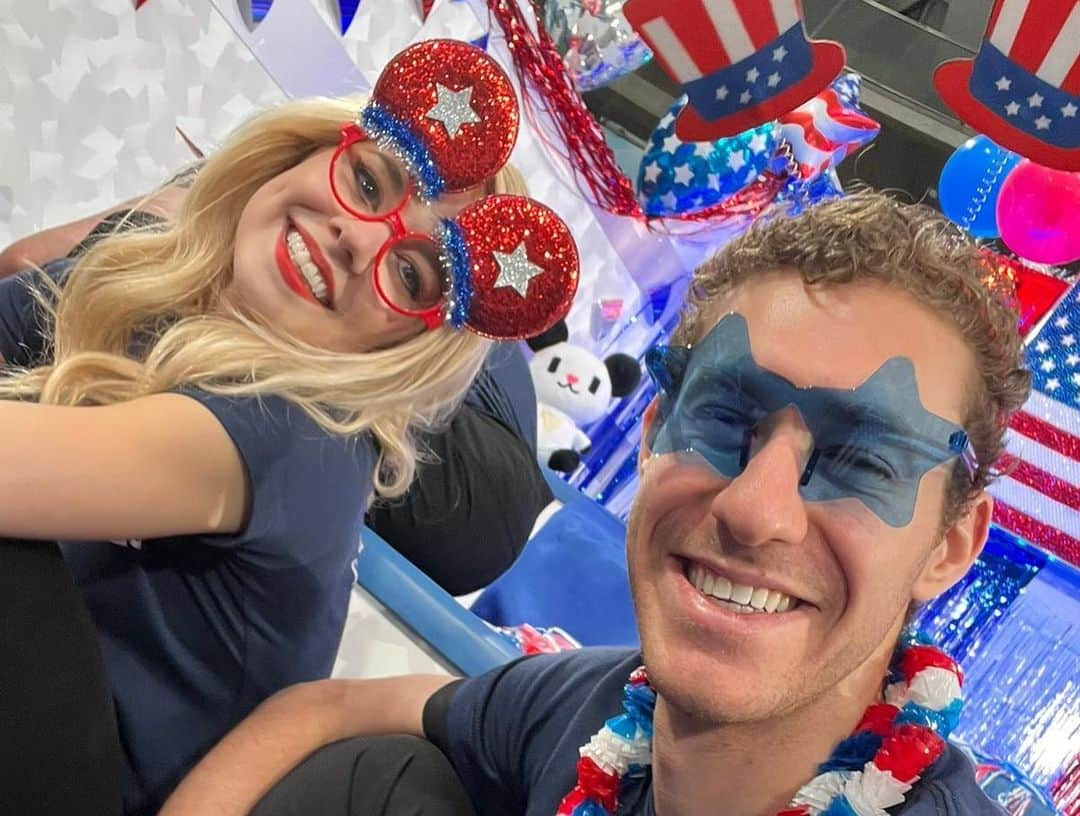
[821,797,860,816]
[360,103,445,199]
[622,682,657,736]
[250,0,273,22]
[471,493,639,647]
[439,220,471,329]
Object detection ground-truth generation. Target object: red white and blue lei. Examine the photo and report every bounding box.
[555,639,964,816]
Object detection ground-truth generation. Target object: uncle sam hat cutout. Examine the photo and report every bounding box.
[623,0,846,141]
[934,0,1080,171]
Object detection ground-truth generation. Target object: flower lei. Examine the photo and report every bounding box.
[555,639,964,816]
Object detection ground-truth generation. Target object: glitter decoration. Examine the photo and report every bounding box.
[452,195,579,339]
[439,220,472,330]
[360,104,445,199]
[370,39,519,193]
[425,84,481,140]
[493,242,544,297]
[988,282,1080,568]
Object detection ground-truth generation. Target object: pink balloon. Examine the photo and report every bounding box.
[996,160,1080,265]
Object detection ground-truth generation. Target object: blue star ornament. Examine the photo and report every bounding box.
[636,95,779,217]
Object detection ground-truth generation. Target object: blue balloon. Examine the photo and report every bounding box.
[938,135,1020,238]
[637,96,779,217]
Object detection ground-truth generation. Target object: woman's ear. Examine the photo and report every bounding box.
[911,491,993,603]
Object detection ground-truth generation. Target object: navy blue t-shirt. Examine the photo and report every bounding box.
[1,264,376,814]
[426,648,1004,816]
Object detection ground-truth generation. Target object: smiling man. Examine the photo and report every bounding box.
[162,193,1026,816]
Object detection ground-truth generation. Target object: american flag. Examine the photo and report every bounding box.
[990,282,1080,568]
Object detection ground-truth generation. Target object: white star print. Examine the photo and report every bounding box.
[707,173,720,189]
[773,45,787,62]
[1005,101,1021,116]
[644,162,661,183]
[1028,92,1043,108]
[727,151,746,172]
[693,142,714,158]
[674,164,694,185]
[660,192,678,210]
[748,132,769,153]
[1035,340,1050,353]
[492,242,544,298]
[1073,373,1080,387]
[1045,377,1060,391]
[1063,335,1076,347]
[995,76,1012,91]
[715,85,729,101]
[1056,316,1071,329]
[663,133,681,154]
[425,84,481,138]
[1063,102,1078,118]
[1035,115,1052,130]
[1040,359,1056,372]
[746,67,760,83]
[739,89,752,104]
[744,168,758,184]
[767,72,781,88]
[1066,353,1080,367]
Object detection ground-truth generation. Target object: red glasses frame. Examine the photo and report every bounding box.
[329,123,447,330]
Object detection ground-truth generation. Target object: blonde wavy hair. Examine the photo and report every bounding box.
[0,96,529,498]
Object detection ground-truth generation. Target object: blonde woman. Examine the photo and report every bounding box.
[0,40,578,816]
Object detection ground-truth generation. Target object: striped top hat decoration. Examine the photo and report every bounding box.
[623,0,845,142]
[934,0,1080,172]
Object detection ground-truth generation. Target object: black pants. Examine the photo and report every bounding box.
[0,538,123,815]
[253,735,479,816]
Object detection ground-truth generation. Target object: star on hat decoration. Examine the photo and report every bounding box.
[493,243,545,297]
[933,0,1080,171]
[623,0,846,141]
[426,84,482,139]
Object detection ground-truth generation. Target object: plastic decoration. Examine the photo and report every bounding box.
[933,0,1080,172]
[250,0,273,23]
[368,39,519,195]
[637,96,779,217]
[777,72,881,182]
[996,160,1080,265]
[774,166,844,216]
[623,0,845,142]
[496,623,582,655]
[979,251,1070,336]
[543,0,653,91]
[555,641,962,816]
[486,0,642,217]
[447,195,580,339]
[939,135,1021,238]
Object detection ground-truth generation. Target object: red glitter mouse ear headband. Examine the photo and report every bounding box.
[359,39,520,198]
[442,195,579,340]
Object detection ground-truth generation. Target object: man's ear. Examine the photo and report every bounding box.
[911,491,993,602]
[638,398,660,469]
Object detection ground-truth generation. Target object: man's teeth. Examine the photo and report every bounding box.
[687,563,798,614]
[286,230,329,305]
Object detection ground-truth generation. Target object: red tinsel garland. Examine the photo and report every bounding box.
[485,0,644,217]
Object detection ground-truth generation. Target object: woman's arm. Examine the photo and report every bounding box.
[160,674,454,816]
[0,185,189,279]
[0,393,247,540]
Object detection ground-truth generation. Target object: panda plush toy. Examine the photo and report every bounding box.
[527,322,641,473]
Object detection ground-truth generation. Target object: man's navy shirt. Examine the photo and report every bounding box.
[425,648,1004,816]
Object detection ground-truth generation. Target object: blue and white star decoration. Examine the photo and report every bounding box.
[636,95,779,217]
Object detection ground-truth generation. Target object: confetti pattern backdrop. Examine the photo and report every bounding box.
[0,0,286,247]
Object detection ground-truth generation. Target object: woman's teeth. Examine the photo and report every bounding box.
[286,230,329,306]
[687,563,798,614]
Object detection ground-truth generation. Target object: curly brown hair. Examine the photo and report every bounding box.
[673,192,1031,526]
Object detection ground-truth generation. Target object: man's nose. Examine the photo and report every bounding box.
[709,410,812,548]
